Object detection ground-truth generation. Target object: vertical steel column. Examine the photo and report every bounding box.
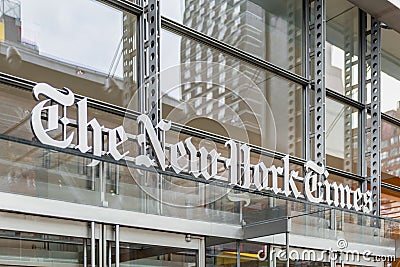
[236,241,241,267]
[138,0,145,114]
[84,239,88,267]
[142,0,162,215]
[287,0,298,157]
[137,0,147,214]
[286,233,290,267]
[370,17,382,218]
[302,0,312,232]
[108,244,111,267]
[358,10,368,192]
[100,162,107,207]
[102,225,107,266]
[343,17,354,173]
[314,0,326,166]
[99,224,103,267]
[91,222,96,267]
[198,237,206,267]
[115,225,120,267]
[302,0,312,161]
[143,0,160,126]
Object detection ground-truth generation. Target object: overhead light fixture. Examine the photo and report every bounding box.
[76,69,84,75]
[185,234,191,242]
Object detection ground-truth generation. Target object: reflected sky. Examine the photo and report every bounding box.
[19,0,124,76]
[12,0,400,113]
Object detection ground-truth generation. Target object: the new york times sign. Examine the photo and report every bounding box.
[30,83,372,213]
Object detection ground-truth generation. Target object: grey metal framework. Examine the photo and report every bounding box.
[287,0,300,157]
[358,10,368,194]
[313,0,326,166]
[343,15,354,173]
[303,0,312,161]
[370,17,382,217]
[143,0,160,127]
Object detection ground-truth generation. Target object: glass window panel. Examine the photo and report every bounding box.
[326,97,358,173]
[161,0,303,75]
[379,121,400,221]
[326,0,359,100]
[206,242,269,266]
[0,83,127,142]
[0,230,84,265]
[381,27,400,115]
[118,242,198,266]
[0,0,138,108]
[381,121,400,181]
[161,29,303,157]
[0,138,102,204]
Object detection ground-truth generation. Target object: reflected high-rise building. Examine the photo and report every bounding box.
[122,13,138,107]
[179,0,302,156]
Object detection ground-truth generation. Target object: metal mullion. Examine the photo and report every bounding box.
[357,10,368,228]
[137,0,145,115]
[98,0,143,15]
[287,0,299,157]
[302,0,312,161]
[161,16,309,86]
[343,18,355,173]
[84,239,88,267]
[302,0,313,236]
[326,88,364,110]
[370,17,382,218]
[0,72,35,90]
[382,182,400,193]
[142,0,162,215]
[313,0,326,166]
[358,10,368,190]
[91,222,96,267]
[115,225,120,267]
[381,113,400,128]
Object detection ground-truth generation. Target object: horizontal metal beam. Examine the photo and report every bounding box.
[161,16,309,86]
[98,0,143,15]
[326,88,365,110]
[382,112,400,128]
[382,182,400,193]
[0,72,35,90]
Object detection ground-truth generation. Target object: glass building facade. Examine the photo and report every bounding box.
[0,0,400,266]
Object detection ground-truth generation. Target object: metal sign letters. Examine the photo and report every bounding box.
[31,83,373,213]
